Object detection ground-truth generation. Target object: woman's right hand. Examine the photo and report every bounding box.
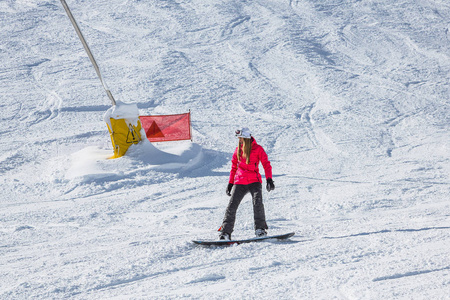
[226,183,234,196]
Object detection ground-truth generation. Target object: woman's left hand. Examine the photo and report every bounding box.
[266,178,275,192]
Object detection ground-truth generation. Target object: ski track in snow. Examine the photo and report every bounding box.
[1,0,449,299]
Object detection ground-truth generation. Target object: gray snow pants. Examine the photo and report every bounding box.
[221,182,268,234]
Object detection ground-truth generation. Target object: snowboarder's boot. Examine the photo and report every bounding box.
[255,229,267,237]
[219,232,231,240]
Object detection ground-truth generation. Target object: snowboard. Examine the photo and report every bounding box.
[192,232,295,246]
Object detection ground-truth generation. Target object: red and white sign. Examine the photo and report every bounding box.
[139,112,191,142]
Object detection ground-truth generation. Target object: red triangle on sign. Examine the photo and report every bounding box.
[146,121,165,138]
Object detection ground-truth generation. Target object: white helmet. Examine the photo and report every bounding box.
[235,127,251,139]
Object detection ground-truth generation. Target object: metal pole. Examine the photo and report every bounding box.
[60,0,116,106]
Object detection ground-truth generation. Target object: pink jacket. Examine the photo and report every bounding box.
[229,138,273,185]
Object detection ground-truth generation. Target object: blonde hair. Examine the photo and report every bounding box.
[238,138,252,164]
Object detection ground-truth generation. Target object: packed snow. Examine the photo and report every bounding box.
[1,0,449,299]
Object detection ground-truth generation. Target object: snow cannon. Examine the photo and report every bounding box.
[104,101,142,159]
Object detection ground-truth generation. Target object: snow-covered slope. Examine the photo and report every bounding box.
[1,0,449,299]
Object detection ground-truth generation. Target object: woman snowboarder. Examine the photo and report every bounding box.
[219,127,275,240]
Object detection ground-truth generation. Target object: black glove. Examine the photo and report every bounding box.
[266,178,275,192]
[226,183,234,196]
